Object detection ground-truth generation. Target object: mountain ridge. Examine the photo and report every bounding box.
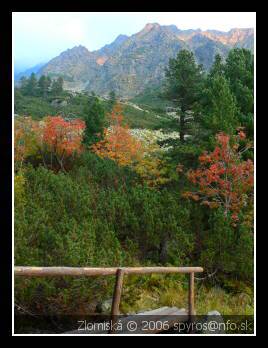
[31,24,254,97]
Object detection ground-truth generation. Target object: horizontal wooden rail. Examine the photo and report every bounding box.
[14,266,203,277]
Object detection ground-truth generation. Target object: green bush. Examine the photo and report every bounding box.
[15,161,195,313]
[200,209,254,282]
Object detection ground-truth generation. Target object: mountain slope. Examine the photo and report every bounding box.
[87,23,188,96]
[38,24,254,97]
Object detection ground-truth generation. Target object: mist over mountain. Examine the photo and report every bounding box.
[15,62,46,81]
[24,24,254,97]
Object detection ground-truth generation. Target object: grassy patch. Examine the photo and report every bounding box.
[131,87,172,112]
[120,275,254,316]
[120,104,167,129]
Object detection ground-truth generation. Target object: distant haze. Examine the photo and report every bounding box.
[13,12,256,72]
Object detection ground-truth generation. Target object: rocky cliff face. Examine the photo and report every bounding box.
[38,24,254,97]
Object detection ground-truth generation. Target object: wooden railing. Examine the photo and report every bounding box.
[15,266,203,333]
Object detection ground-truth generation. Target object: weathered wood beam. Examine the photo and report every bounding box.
[188,272,195,317]
[14,266,203,277]
[110,268,125,334]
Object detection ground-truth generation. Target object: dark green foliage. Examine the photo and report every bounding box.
[24,73,38,96]
[14,91,95,120]
[200,209,253,282]
[200,74,239,140]
[51,76,64,96]
[208,53,225,78]
[224,48,254,138]
[38,75,51,98]
[108,90,117,110]
[94,186,193,264]
[15,165,127,313]
[164,49,205,142]
[14,91,55,119]
[18,74,63,103]
[224,49,254,115]
[197,49,254,144]
[15,162,193,269]
[19,76,28,94]
[15,165,125,267]
[71,152,139,189]
[82,94,106,146]
[165,50,204,112]
[15,160,193,312]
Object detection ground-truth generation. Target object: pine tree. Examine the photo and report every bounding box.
[224,48,254,115]
[108,90,117,111]
[83,93,106,146]
[201,75,239,137]
[224,48,254,138]
[25,73,38,96]
[38,75,50,98]
[51,76,64,96]
[209,54,225,78]
[164,50,204,142]
[46,76,52,91]
[19,76,28,95]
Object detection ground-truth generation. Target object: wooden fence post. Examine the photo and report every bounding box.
[188,272,195,317]
[110,268,124,334]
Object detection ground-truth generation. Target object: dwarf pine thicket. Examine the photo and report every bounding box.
[14,48,254,316]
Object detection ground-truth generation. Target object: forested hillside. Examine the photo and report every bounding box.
[14,48,254,324]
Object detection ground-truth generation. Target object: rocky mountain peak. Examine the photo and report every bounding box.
[144,23,161,31]
[59,45,91,59]
[69,45,89,53]
[114,34,129,43]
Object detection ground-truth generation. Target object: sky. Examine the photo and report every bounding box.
[13,12,256,72]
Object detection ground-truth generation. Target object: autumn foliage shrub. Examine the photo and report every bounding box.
[41,116,85,171]
[92,104,144,166]
[183,131,254,224]
[92,104,171,187]
[182,131,254,281]
[14,115,85,172]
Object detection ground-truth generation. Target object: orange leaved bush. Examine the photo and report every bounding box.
[92,104,143,167]
[92,104,170,187]
[14,115,85,171]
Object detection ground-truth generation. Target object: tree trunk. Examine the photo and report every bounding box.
[179,107,186,143]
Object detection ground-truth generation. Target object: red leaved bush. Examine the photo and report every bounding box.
[183,131,254,223]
